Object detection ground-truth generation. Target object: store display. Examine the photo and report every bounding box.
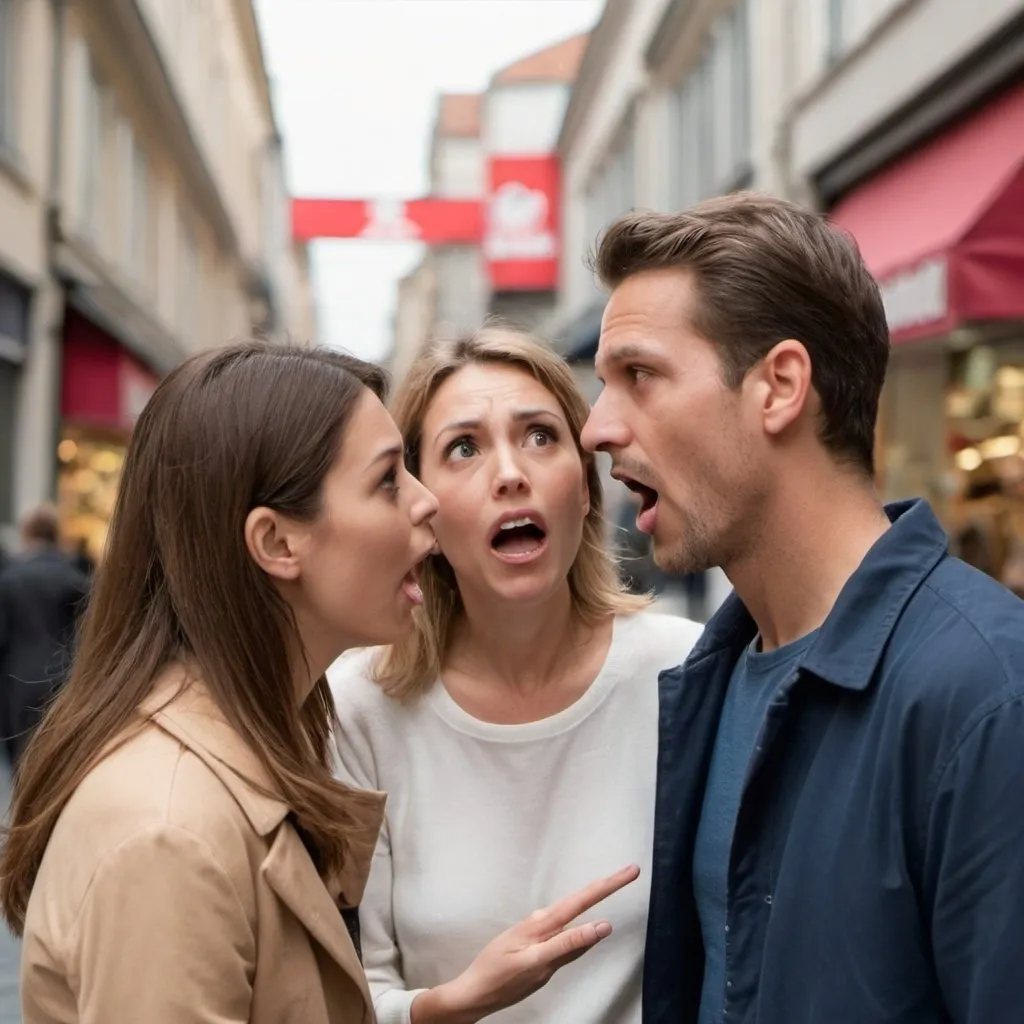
[57,430,127,565]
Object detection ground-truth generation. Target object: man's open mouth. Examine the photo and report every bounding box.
[619,475,659,516]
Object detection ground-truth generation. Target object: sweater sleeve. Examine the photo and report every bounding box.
[332,658,428,1024]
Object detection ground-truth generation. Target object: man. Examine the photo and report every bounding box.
[580,193,1024,1024]
[0,504,90,767]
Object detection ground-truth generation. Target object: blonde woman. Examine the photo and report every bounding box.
[329,328,704,1024]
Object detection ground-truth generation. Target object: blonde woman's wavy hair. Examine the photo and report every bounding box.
[373,324,649,700]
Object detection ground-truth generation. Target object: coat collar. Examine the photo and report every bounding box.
[140,666,385,908]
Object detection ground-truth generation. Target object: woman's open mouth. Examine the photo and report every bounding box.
[489,514,548,564]
[401,564,424,605]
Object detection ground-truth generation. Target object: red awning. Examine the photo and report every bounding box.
[61,311,159,433]
[829,80,1024,344]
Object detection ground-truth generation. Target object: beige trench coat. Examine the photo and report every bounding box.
[20,670,386,1024]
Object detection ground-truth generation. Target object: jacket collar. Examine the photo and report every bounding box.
[140,666,385,907]
[691,499,949,692]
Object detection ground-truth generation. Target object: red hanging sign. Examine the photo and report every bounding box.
[484,156,561,291]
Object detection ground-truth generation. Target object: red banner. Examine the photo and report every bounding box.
[484,156,560,291]
[292,197,483,244]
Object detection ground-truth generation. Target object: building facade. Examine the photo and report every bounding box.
[550,0,1024,608]
[796,0,1024,589]
[0,0,315,558]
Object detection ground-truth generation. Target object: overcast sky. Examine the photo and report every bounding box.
[254,0,603,362]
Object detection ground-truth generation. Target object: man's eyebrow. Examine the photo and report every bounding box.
[603,343,653,363]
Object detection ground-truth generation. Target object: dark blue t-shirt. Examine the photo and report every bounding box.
[693,629,818,1024]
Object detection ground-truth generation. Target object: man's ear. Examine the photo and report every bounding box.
[756,339,813,438]
[244,507,306,581]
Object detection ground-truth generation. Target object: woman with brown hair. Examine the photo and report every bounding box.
[0,342,441,1023]
[330,327,704,1023]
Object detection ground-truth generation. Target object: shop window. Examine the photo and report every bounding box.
[57,429,127,565]
[947,339,1024,594]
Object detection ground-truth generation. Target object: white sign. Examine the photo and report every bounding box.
[485,182,556,261]
[360,199,421,241]
[879,257,948,335]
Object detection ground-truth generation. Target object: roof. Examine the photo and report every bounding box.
[493,33,589,85]
[436,93,482,138]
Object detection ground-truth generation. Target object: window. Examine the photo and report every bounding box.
[178,218,200,339]
[132,141,150,283]
[262,146,286,269]
[584,112,637,254]
[670,0,752,209]
[76,45,108,239]
[826,0,846,62]
[0,272,28,527]
[826,0,868,61]
[117,119,150,284]
[0,0,17,148]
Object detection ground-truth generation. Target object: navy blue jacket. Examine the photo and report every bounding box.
[644,500,1024,1023]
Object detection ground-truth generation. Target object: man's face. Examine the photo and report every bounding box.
[581,269,768,575]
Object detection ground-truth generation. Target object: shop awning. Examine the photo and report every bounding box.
[829,80,1024,345]
[62,311,160,434]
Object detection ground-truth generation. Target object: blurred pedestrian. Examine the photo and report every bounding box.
[0,504,89,769]
[70,537,95,577]
[0,343,439,1024]
[331,327,703,1024]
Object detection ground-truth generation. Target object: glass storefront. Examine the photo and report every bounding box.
[879,333,1024,596]
[946,339,1024,595]
[56,427,127,565]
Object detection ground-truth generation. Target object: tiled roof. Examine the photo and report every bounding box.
[436,93,482,138]
[493,33,589,85]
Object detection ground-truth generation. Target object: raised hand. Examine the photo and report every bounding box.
[411,864,641,1023]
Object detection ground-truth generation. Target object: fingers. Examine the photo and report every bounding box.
[535,864,640,935]
[535,920,614,970]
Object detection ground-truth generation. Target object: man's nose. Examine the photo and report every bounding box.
[581,392,628,453]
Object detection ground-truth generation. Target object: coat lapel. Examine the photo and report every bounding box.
[140,665,387,1006]
[261,824,372,1002]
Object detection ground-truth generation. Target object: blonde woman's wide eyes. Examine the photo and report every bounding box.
[445,438,477,462]
[528,427,557,447]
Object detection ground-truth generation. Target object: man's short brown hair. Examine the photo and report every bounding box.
[592,192,890,475]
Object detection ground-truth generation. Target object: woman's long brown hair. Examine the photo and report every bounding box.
[0,342,386,935]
